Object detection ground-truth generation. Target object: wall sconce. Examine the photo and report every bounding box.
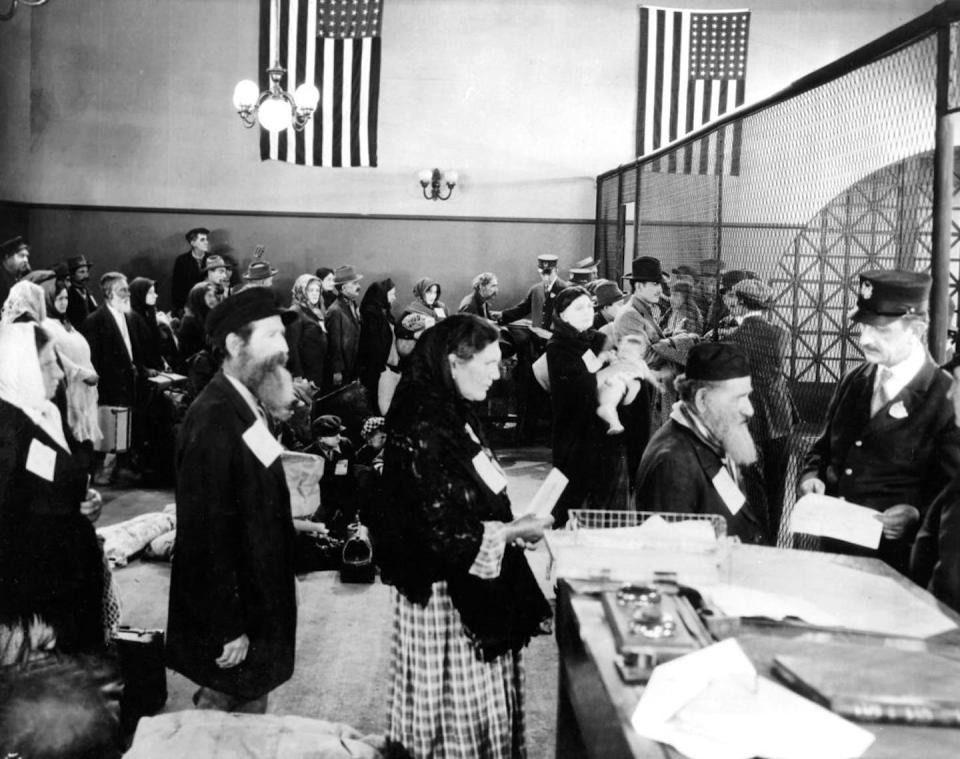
[1,0,51,22]
[419,168,458,201]
[232,0,319,132]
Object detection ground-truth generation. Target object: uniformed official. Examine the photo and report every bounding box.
[798,270,960,573]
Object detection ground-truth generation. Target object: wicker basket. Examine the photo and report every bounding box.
[566,509,727,540]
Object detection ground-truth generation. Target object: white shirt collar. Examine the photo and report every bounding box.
[877,341,926,399]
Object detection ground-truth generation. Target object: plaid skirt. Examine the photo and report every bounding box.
[387,582,527,759]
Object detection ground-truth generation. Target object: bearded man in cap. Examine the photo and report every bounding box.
[800,270,960,574]
[171,227,210,314]
[635,342,767,543]
[0,236,30,307]
[64,255,98,330]
[167,287,299,713]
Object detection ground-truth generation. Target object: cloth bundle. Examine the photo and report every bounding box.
[96,505,176,566]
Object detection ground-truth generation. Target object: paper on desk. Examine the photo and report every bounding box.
[634,514,718,545]
[632,639,875,759]
[707,584,842,627]
[524,468,568,519]
[790,493,883,549]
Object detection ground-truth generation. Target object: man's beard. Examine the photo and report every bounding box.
[702,402,758,466]
[236,349,294,421]
[114,298,132,314]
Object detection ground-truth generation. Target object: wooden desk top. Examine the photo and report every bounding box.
[555,546,960,759]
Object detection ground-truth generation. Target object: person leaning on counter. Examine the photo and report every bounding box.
[799,270,960,575]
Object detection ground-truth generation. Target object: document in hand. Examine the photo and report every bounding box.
[789,493,883,549]
[524,468,568,519]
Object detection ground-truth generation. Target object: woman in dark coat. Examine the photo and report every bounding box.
[176,281,217,366]
[372,314,552,759]
[129,277,166,372]
[547,286,630,524]
[357,278,397,401]
[0,322,105,657]
[285,274,328,389]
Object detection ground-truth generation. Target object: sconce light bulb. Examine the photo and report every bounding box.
[294,83,320,109]
[233,79,260,110]
[444,170,459,186]
[258,96,294,132]
[418,169,434,186]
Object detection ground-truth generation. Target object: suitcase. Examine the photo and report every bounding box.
[113,626,167,737]
[95,406,132,453]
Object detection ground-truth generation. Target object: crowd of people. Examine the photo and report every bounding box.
[2,227,960,758]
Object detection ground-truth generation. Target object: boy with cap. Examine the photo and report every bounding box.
[799,270,960,573]
[635,341,767,543]
[167,288,299,714]
[171,227,210,314]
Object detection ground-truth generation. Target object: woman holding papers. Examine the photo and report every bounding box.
[373,314,552,759]
[0,322,106,657]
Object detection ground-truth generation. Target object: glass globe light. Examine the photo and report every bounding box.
[444,170,459,185]
[418,169,434,185]
[258,96,294,132]
[294,83,320,110]
[233,80,260,110]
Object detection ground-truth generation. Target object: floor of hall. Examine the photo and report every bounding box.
[101,444,560,758]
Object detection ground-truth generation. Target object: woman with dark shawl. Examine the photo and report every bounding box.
[176,281,218,366]
[372,314,552,759]
[285,274,328,389]
[129,277,168,371]
[401,276,448,324]
[357,278,397,402]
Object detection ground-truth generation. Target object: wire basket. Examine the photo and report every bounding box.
[566,509,727,540]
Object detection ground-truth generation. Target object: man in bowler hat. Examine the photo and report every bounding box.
[800,270,960,574]
[635,342,767,543]
[65,254,98,330]
[0,236,30,307]
[167,288,299,713]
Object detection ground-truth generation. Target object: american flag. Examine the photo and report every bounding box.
[260,0,382,167]
[637,6,750,175]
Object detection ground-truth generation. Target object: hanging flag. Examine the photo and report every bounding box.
[636,6,750,175]
[260,0,382,167]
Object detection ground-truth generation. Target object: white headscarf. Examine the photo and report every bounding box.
[0,322,69,451]
[1,280,47,324]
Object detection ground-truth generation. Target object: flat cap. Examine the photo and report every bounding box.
[314,414,345,437]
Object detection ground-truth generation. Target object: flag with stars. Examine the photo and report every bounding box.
[260,0,382,167]
[636,6,750,175]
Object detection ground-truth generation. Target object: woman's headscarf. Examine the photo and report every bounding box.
[185,281,214,323]
[129,277,157,321]
[291,274,325,322]
[0,322,68,450]
[412,277,441,304]
[388,314,499,427]
[37,277,69,325]
[360,278,396,324]
[1,281,47,324]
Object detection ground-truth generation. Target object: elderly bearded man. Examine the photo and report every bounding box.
[799,270,960,574]
[634,341,767,544]
[167,287,299,713]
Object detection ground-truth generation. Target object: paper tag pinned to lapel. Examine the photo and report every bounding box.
[712,468,745,515]
[334,459,349,476]
[581,349,603,374]
[242,420,283,468]
[471,451,508,494]
[888,401,908,419]
[26,438,57,482]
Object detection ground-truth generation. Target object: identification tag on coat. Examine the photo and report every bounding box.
[472,451,508,494]
[243,421,283,468]
[582,349,603,373]
[712,468,745,515]
[26,439,57,481]
[334,459,349,476]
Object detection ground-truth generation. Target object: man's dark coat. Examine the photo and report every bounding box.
[801,359,960,572]
[326,294,362,385]
[166,371,297,700]
[66,283,98,331]
[80,305,138,407]
[635,418,767,544]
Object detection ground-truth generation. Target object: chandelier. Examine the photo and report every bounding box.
[232,0,319,133]
[1,0,50,22]
[419,169,459,201]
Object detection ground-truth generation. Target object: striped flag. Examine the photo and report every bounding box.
[260,0,382,167]
[636,6,750,175]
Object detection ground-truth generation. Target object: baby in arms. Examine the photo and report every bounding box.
[596,334,658,435]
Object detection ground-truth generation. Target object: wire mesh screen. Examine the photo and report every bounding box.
[595,21,960,546]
